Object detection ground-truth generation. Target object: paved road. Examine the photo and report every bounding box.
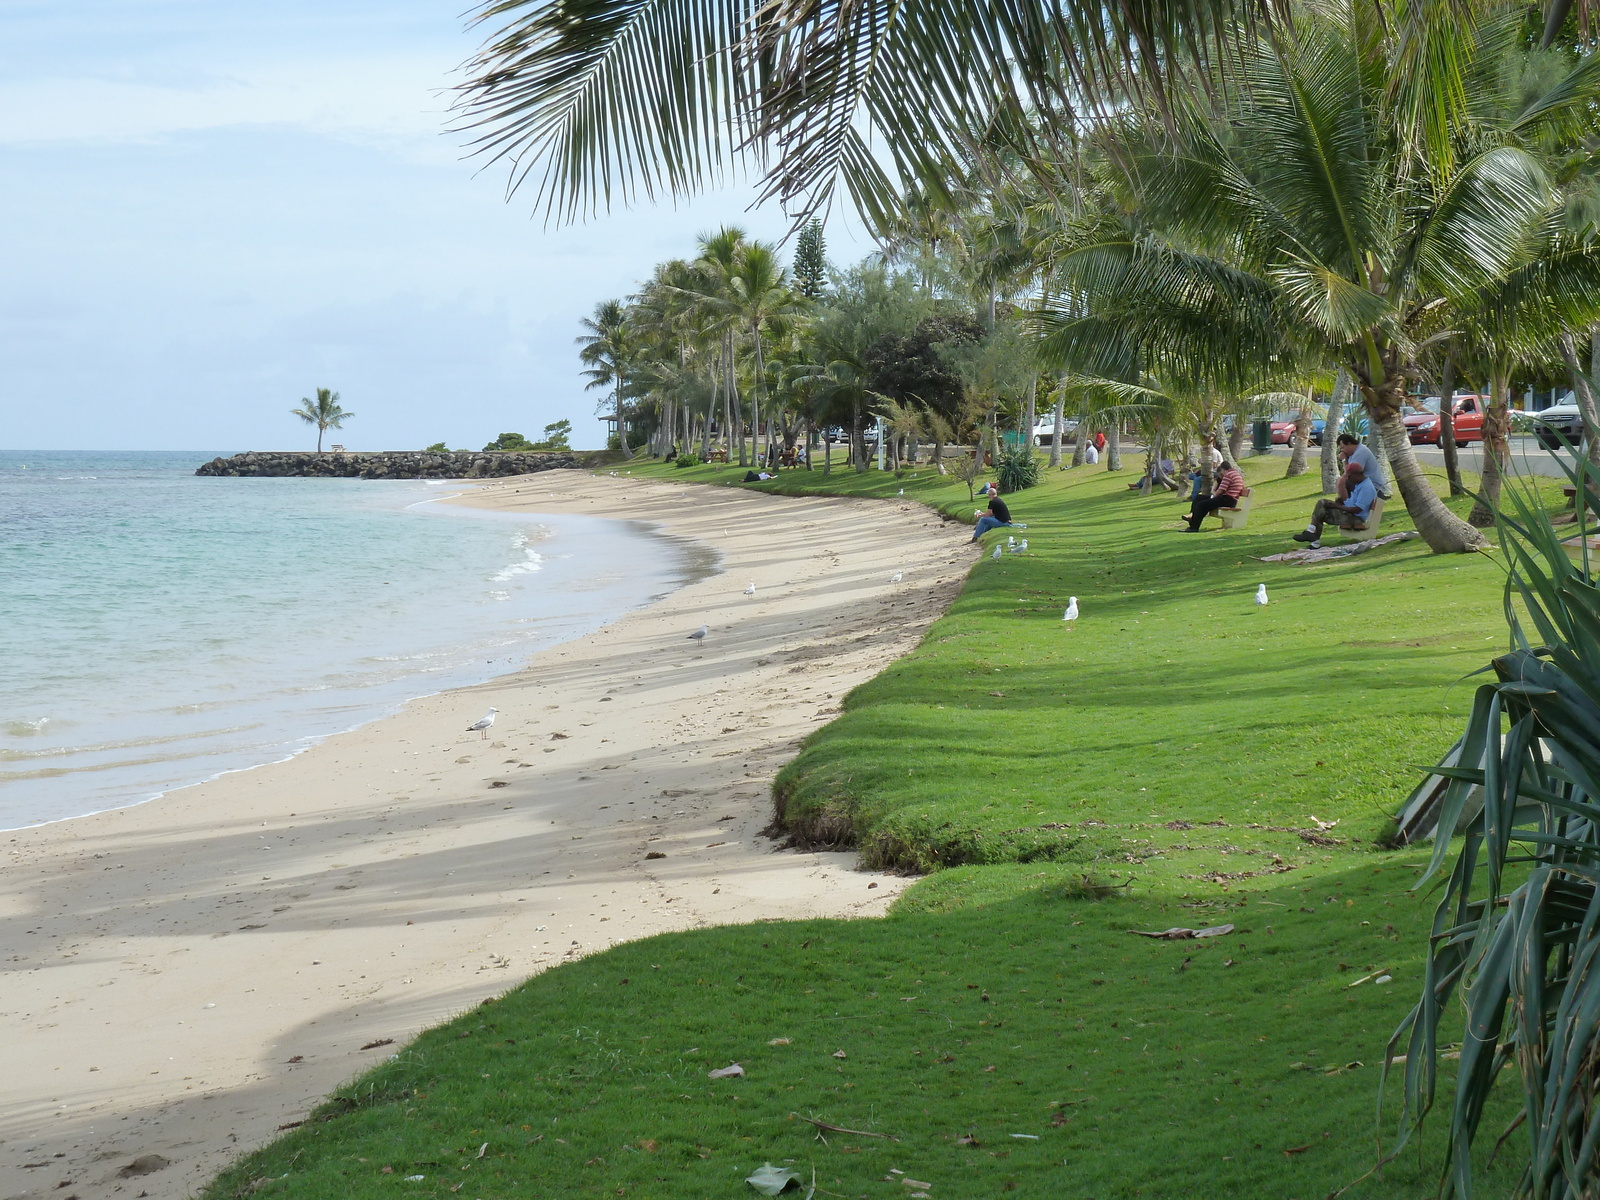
[1253,438,1579,480]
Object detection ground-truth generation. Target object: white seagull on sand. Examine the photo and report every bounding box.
[1062,597,1079,622]
[743,582,756,596]
[1255,583,1269,606]
[466,708,499,739]
[889,571,903,583]
[687,624,709,642]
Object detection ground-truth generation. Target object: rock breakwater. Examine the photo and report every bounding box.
[195,451,578,479]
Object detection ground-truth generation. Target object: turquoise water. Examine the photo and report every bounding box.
[0,451,703,829]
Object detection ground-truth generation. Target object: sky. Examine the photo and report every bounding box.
[0,0,868,452]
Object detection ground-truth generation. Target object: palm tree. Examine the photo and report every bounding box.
[577,299,634,454]
[290,388,352,453]
[1076,8,1600,552]
[455,0,1585,225]
[728,241,804,467]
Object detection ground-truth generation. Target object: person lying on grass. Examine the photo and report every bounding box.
[971,484,1013,542]
[1182,460,1246,532]
[1293,471,1378,548]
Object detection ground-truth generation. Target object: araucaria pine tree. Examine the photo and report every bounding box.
[793,220,827,300]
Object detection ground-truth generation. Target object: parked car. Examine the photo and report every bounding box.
[1406,395,1484,444]
[1531,395,1586,449]
[1269,419,1298,444]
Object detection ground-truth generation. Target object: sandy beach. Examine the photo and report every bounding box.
[0,472,966,1200]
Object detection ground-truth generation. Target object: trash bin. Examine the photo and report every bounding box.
[1251,420,1272,455]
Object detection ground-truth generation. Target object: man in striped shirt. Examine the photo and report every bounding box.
[1183,460,1247,531]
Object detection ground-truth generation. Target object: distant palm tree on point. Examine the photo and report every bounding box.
[291,388,353,452]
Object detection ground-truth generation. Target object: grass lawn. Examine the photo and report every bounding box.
[204,449,1561,1200]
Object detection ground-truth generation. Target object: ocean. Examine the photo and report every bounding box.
[0,451,706,830]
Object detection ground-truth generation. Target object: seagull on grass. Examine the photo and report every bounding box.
[1062,597,1079,623]
[991,545,1003,560]
[466,708,499,739]
[1255,583,1269,606]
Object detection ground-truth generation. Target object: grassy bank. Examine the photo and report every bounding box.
[205,451,1550,1200]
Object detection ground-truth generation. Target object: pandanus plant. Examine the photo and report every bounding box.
[1389,447,1600,1197]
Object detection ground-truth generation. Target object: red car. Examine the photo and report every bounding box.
[1406,396,1485,444]
[1269,420,1298,444]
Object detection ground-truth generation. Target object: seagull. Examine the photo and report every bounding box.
[1007,535,1016,548]
[687,624,709,642]
[1255,583,1269,606]
[898,488,904,496]
[1062,597,1079,622]
[466,708,499,739]
[991,545,1003,560]
[743,582,756,597]
[889,571,903,583]
[1010,539,1028,554]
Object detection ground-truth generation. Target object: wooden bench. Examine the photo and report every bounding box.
[1207,487,1253,529]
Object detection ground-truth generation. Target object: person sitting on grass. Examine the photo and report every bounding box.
[1183,460,1246,531]
[1293,470,1378,547]
[970,485,1013,542]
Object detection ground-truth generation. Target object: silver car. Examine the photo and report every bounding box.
[1532,395,1587,450]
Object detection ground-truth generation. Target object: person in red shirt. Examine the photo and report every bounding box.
[1183,460,1246,531]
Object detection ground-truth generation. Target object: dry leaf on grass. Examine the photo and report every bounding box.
[1129,924,1234,940]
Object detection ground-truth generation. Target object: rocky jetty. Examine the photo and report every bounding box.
[194,451,578,479]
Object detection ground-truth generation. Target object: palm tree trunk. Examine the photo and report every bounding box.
[1287,383,1313,477]
[1023,376,1036,450]
[1196,416,1218,494]
[1363,369,1487,552]
[1048,388,1064,468]
[1321,369,1350,493]
[317,426,325,453]
[1438,357,1466,496]
[1226,417,1246,463]
[1468,366,1511,527]
[1559,334,1600,470]
[1106,422,1122,471]
[615,376,630,455]
[1071,405,1087,466]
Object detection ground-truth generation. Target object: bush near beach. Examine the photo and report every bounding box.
[204,459,1554,1199]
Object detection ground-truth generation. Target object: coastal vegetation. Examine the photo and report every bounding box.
[291,387,353,453]
[205,456,1562,1199]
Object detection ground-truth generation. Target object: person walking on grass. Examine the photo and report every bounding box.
[1293,469,1378,547]
[970,484,1013,542]
[1183,460,1246,532]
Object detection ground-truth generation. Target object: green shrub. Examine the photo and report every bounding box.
[674,453,697,468]
[996,446,1040,493]
[483,432,537,452]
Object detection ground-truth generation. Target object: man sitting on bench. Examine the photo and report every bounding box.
[1183,459,1246,532]
[1293,469,1377,548]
